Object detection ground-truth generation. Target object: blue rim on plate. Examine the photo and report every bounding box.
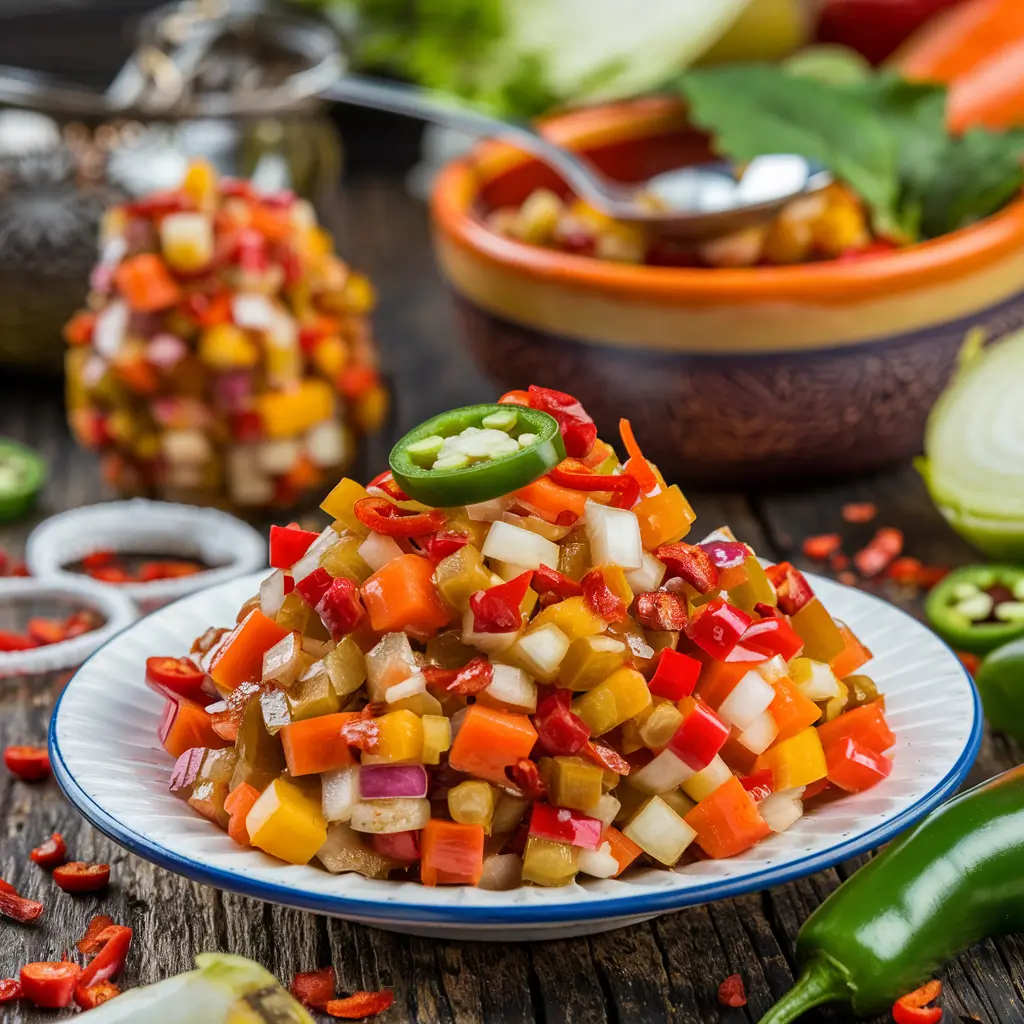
[49,580,983,927]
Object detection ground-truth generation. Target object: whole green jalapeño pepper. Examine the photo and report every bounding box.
[389,404,565,507]
[925,565,1024,655]
[0,439,46,523]
[759,767,1024,1023]
[976,636,1024,745]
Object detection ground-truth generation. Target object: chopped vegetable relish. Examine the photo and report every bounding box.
[156,388,894,886]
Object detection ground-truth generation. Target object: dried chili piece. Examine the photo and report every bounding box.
[52,862,110,893]
[509,758,547,800]
[548,459,640,507]
[764,562,815,615]
[423,657,493,695]
[634,592,688,631]
[367,470,410,502]
[469,572,533,634]
[717,974,747,1008]
[655,543,719,594]
[853,527,904,577]
[77,925,132,989]
[532,564,583,600]
[353,497,446,538]
[75,982,121,1009]
[326,989,395,1019]
[291,966,337,1010]
[339,717,381,755]
[419,530,469,564]
[583,741,630,776]
[534,690,591,756]
[581,568,628,623]
[0,979,22,1002]
[29,834,67,869]
[0,888,44,924]
[527,385,596,458]
[77,915,117,954]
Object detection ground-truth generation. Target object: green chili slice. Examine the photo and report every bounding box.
[925,564,1024,655]
[0,439,46,523]
[976,636,1024,745]
[389,404,565,507]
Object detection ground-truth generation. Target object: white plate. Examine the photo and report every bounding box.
[50,570,981,941]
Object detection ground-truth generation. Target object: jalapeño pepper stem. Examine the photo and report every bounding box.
[757,955,850,1024]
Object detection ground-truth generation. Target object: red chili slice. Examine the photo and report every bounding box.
[548,460,640,509]
[527,385,596,459]
[52,862,110,893]
[145,656,207,701]
[20,962,81,1009]
[892,980,942,1024]
[532,564,583,600]
[339,718,381,755]
[633,592,688,631]
[29,833,67,869]
[77,925,132,990]
[534,690,591,756]
[764,562,815,615]
[353,497,446,538]
[77,914,117,954]
[419,530,470,564]
[326,989,396,1019]
[292,966,336,1010]
[469,572,534,634]
[717,974,747,1008]
[0,979,22,1002]
[27,618,65,646]
[581,568,628,623]
[0,888,44,924]
[509,758,548,800]
[4,746,51,781]
[0,630,36,651]
[655,543,719,594]
[367,470,410,502]
[583,741,631,777]
[75,982,121,1009]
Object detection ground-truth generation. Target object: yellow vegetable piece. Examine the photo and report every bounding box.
[728,556,777,614]
[312,336,349,379]
[321,477,371,534]
[246,778,327,865]
[422,715,452,765]
[433,545,494,613]
[634,485,696,550]
[790,597,846,662]
[361,709,423,764]
[181,158,218,211]
[530,596,604,643]
[573,667,652,736]
[558,635,627,691]
[258,380,335,440]
[521,836,579,887]
[548,757,604,812]
[761,727,827,790]
[320,535,372,583]
[448,780,495,831]
[276,592,313,634]
[199,324,259,370]
[640,702,684,750]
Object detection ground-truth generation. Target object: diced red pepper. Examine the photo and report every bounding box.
[372,830,421,862]
[53,861,110,893]
[853,527,904,577]
[419,530,469,564]
[353,496,446,538]
[548,460,640,509]
[4,745,50,781]
[841,502,877,524]
[296,567,334,609]
[423,656,493,695]
[668,698,730,771]
[648,648,701,701]
[326,989,396,1019]
[0,888,44,924]
[316,577,366,640]
[684,775,771,859]
[893,981,942,1024]
[817,703,895,756]
[0,630,36,651]
[145,656,207,702]
[764,562,815,615]
[739,617,804,661]
[292,967,336,1010]
[367,470,410,502]
[29,833,67,869]
[534,689,591,756]
[739,769,774,802]
[77,924,132,989]
[801,534,842,561]
[581,568,628,622]
[825,737,893,793]
[529,803,603,849]
[20,962,80,1009]
[532,564,583,600]
[469,571,533,634]
[269,524,320,569]
[686,598,751,660]
[582,741,630,777]
[527,385,597,458]
[509,758,548,799]
[718,974,747,1008]
[656,543,720,594]
[633,591,688,631]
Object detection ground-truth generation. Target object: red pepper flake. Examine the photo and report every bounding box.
[291,966,337,1010]
[423,656,494,695]
[75,981,121,1009]
[532,564,583,601]
[0,887,45,924]
[581,568,628,623]
[326,989,395,1019]
[534,690,592,756]
[583,741,630,776]
[655,543,719,594]
[841,502,877,524]
[0,979,22,1002]
[509,758,547,800]
[29,833,67,869]
[801,534,842,561]
[4,746,51,781]
[853,527,904,577]
[717,974,747,1008]
[633,592,688,631]
[892,980,942,1024]
[339,717,381,755]
[52,862,110,893]
[77,915,117,954]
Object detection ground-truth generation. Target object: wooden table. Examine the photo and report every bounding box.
[1,174,1022,1024]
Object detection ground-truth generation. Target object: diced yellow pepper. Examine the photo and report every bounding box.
[361,709,423,764]
[320,535,372,583]
[634,485,696,550]
[181,158,218,212]
[573,668,652,736]
[258,380,335,439]
[343,272,376,314]
[557,635,627,691]
[198,324,259,370]
[521,837,579,887]
[422,715,452,765]
[433,545,494,612]
[355,385,389,434]
[312,336,349,379]
[246,778,327,865]
[160,212,214,272]
[640,703,684,749]
[547,757,604,812]
[448,780,495,831]
[728,556,777,614]
[530,596,604,643]
[619,716,646,755]
[276,592,313,634]
[325,636,366,698]
[265,335,302,385]
[791,598,846,662]
[760,727,827,790]
[321,477,371,534]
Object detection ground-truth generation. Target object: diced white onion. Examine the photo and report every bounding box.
[291,526,337,582]
[466,497,512,522]
[385,671,427,705]
[477,853,524,891]
[257,439,302,476]
[584,500,643,570]
[512,624,570,678]
[482,520,560,571]
[759,788,805,833]
[577,842,620,879]
[631,749,695,794]
[204,700,228,716]
[737,711,780,755]
[365,632,418,701]
[625,552,666,594]
[307,420,350,468]
[588,793,621,829]
[718,671,775,730]
[260,569,288,619]
[93,299,128,359]
[231,293,276,329]
[794,660,842,701]
[322,766,361,823]
[755,655,789,683]
[358,532,405,573]
[479,663,537,713]
[682,755,733,803]
[349,797,432,834]
[623,795,696,866]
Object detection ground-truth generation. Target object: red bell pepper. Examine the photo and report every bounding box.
[469,571,533,634]
[353,497,446,538]
[668,698,730,771]
[816,703,896,756]
[367,470,410,502]
[145,656,207,702]
[527,385,597,458]
[420,820,485,886]
[686,598,751,660]
[739,769,774,802]
[684,775,771,859]
[296,567,336,609]
[826,736,893,793]
[648,648,701,701]
[315,577,365,639]
[581,568,628,622]
[423,656,493,695]
[510,757,548,799]
[19,962,81,1009]
[633,591,688,631]
[269,524,320,569]
[740,617,804,661]
[419,529,469,563]
[532,564,584,600]
[764,562,814,615]
[29,833,67,869]
[583,741,631,776]
[534,689,592,756]
[529,803,603,849]
[656,543,720,594]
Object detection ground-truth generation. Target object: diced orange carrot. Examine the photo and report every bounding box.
[829,625,873,679]
[448,706,538,786]
[420,820,485,885]
[513,476,588,524]
[696,660,749,712]
[817,704,895,756]
[684,775,770,859]
[209,610,289,692]
[280,713,361,776]
[602,826,643,877]
[113,253,181,311]
[225,783,260,847]
[159,697,228,759]
[361,554,453,638]
[769,678,822,743]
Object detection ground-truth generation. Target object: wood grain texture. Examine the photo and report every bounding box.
[0,175,1019,1023]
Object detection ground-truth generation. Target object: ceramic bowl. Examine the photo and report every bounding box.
[430,97,1024,485]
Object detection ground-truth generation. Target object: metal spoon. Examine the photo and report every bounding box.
[326,74,831,240]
